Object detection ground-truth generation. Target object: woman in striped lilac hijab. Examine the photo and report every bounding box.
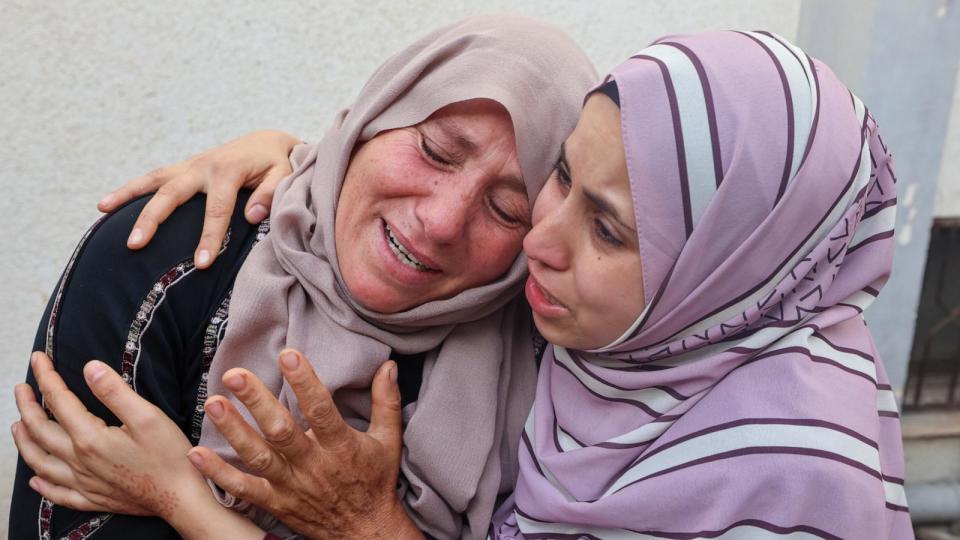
[495,31,911,538]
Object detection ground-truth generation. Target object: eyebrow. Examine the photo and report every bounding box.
[560,143,633,233]
[434,117,479,155]
[584,188,633,232]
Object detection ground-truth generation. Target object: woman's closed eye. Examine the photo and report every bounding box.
[488,194,527,228]
[419,131,455,166]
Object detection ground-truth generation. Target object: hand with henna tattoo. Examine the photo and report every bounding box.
[13,352,264,539]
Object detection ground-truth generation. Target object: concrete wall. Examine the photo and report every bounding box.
[0,0,801,530]
[936,67,960,218]
[796,0,960,395]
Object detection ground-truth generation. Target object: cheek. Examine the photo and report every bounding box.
[465,225,525,282]
[607,272,644,327]
[577,253,645,331]
[354,144,430,199]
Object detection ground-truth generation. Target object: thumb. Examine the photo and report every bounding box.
[367,361,402,461]
[83,361,157,428]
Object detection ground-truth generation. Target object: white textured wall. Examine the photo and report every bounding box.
[0,0,800,530]
[936,64,960,217]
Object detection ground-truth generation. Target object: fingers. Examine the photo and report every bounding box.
[202,395,289,481]
[98,168,168,213]
[29,353,106,439]
[277,350,351,450]
[126,182,195,250]
[27,476,110,513]
[82,361,162,428]
[366,361,403,461]
[219,367,313,465]
[12,422,77,487]
[194,184,239,269]
[186,447,274,510]
[14,383,74,458]
[243,167,286,223]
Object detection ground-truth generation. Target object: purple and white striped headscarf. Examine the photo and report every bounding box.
[493,31,911,539]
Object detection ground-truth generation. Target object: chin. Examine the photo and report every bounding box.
[533,318,611,351]
[342,276,410,314]
[533,317,576,350]
[357,296,403,313]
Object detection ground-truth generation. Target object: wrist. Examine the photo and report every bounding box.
[164,478,262,540]
[162,482,218,536]
[261,129,303,149]
[360,496,423,540]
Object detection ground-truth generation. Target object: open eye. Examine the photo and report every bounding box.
[557,169,572,190]
[593,217,623,247]
[555,158,572,191]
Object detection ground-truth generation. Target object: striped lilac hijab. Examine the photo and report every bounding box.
[493,31,911,539]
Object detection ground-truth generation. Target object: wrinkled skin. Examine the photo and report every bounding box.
[14,350,421,539]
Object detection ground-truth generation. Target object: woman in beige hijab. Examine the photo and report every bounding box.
[11,14,595,539]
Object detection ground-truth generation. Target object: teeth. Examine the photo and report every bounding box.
[538,280,560,305]
[542,285,558,304]
[385,223,434,271]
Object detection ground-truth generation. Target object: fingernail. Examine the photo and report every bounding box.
[187,450,205,468]
[223,372,245,392]
[128,228,143,245]
[246,204,268,222]
[196,250,211,266]
[11,422,18,436]
[280,351,299,370]
[28,477,41,491]
[30,352,39,367]
[206,400,225,419]
[99,193,115,207]
[388,362,398,384]
[85,362,106,384]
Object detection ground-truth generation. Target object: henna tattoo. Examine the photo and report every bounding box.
[111,464,180,518]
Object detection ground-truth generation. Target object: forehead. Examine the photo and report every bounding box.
[566,95,631,198]
[420,98,526,193]
[426,98,512,125]
[421,99,516,148]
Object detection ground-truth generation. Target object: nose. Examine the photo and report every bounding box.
[523,201,569,272]
[414,175,476,245]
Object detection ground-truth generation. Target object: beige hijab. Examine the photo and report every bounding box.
[199,14,596,539]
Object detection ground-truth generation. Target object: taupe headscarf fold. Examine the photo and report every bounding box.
[199,14,596,539]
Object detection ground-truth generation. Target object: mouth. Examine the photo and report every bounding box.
[382,220,440,273]
[525,272,570,318]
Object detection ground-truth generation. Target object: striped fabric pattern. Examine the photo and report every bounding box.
[493,32,910,539]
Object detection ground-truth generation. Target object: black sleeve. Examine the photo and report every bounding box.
[10,192,260,540]
[29,192,256,424]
